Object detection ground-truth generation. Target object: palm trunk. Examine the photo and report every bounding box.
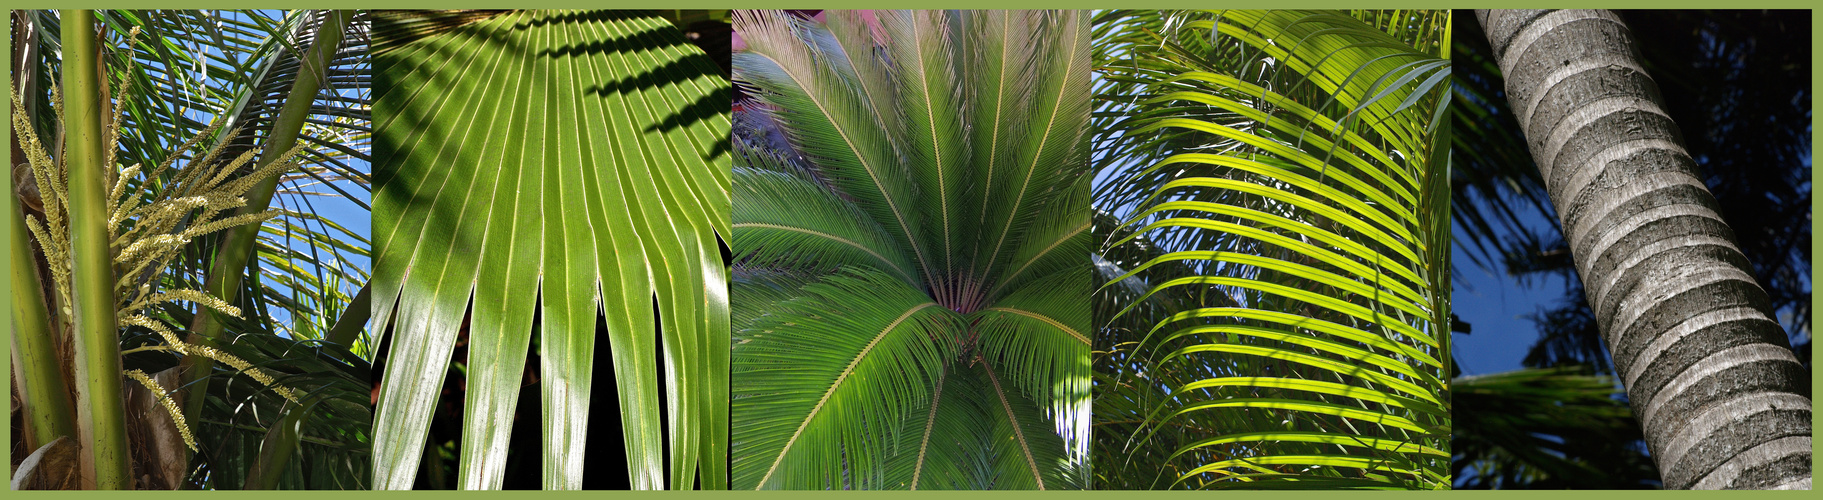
[9,170,77,454]
[10,9,78,456]
[1477,9,1811,490]
[60,9,131,490]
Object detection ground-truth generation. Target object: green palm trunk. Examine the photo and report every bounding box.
[60,9,130,490]
[8,158,76,455]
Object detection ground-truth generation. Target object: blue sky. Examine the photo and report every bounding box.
[1448,206,1564,376]
[134,10,371,345]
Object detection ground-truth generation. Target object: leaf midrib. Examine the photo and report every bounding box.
[755,301,939,488]
[982,360,1045,490]
[980,14,1083,283]
[908,368,948,490]
[733,222,913,282]
[743,47,936,287]
[984,307,1088,345]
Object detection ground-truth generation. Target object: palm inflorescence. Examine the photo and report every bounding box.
[9,9,373,490]
[729,9,1091,490]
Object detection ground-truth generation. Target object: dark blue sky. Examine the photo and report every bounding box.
[1447,171,1569,376]
[1450,232,1563,376]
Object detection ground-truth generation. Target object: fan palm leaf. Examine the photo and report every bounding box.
[367,9,730,490]
[1092,9,1452,490]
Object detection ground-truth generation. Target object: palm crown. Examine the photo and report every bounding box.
[729,9,1090,490]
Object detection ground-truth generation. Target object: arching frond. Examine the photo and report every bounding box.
[732,166,918,285]
[1093,9,1452,490]
[731,269,964,490]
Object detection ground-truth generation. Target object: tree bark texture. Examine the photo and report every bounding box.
[1477,10,1811,490]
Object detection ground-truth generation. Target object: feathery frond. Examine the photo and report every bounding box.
[1092,10,1452,490]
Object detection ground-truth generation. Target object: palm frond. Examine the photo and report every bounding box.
[734,11,935,284]
[732,166,917,284]
[368,10,730,490]
[1092,10,1452,490]
[1451,367,1658,489]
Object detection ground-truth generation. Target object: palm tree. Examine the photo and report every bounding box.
[366,10,730,490]
[728,9,1091,490]
[1474,9,1811,490]
[10,9,373,489]
[1091,10,1453,489]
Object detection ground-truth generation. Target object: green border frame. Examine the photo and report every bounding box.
[2,3,1815,493]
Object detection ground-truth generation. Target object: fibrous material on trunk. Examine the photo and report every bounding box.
[1476,9,1811,490]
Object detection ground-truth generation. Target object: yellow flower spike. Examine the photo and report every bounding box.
[140,290,241,318]
[23,217,72,309]
[107,163,144,224]
[181,211,280,242]
[102,28,141,173]
[118,316,301,405]
[114,234,178,266]
[187,344,301,404]
[119,315,183,347]
[126,369,197,452]
[143,120,222,184]
[200,148,263,193]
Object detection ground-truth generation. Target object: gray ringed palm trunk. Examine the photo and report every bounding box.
[1477,9,1811,490]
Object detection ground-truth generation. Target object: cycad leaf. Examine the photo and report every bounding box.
[885,361,993,490]
[878,10,970,275]
[976,360,1075,490]
[882,359,1078,491]
[733,11,934,283]
[370,10,729,490]
[987,173,1091,302]
[731,269,819,341]
[732,166,918,285]
[971,11,1091,282]
[730,269,964,490]
[731,9,1091,489]
[974,266,1092,451]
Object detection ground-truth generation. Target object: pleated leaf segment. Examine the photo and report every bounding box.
[370,10,731,490]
